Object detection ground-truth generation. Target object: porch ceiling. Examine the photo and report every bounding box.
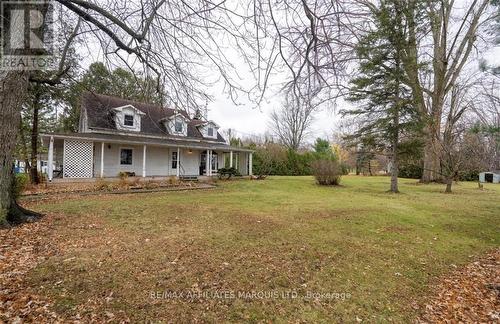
[40,132,253,153]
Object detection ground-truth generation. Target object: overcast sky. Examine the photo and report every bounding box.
[80,44,500,145]
[76,2,500,146]
[206,87,340,142]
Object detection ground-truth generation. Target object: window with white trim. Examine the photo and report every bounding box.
[174,121,183,133]
[124,114,134,126]
[172,151,178,169]
[120,148,133,165]
[207,127,214,137]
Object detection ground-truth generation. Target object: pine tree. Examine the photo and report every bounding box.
[344,2,419,192]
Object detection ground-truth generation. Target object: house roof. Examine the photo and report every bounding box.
[82,92,227,143]
[40,132,253,152]
[481,170,500,174]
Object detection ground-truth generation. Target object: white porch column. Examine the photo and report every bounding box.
[229,151,233,168]
[210,149,213,176]
[176,147,180,177]
[207,149,211,176]
[249,152,253,176]
[142,145,147,177]
[100,142,104,178]
[47,136,54,182]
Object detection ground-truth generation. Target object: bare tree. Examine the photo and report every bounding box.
[269,90,314,150]
[253,0,367,105]
[435,73,498,192]
[438,85,470,193]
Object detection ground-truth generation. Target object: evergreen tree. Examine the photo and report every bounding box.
[344,2,420,192]
[313,138,336,160]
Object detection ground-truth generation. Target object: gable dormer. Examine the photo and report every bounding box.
[162,113,189,136]
[112,105,145,132]
[197,121,220,139]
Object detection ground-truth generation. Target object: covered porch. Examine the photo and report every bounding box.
[40,133,253,181]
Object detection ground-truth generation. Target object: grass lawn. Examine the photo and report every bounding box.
[24,176,499,322]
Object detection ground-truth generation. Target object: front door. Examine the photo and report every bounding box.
[199,151,218,175]
[199,152,206,175]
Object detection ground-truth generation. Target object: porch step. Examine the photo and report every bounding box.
[179,175,198,181]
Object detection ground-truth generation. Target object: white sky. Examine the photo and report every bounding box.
[207,90,339,142]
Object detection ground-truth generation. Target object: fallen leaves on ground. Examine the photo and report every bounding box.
[1,210,498,322]
[418,248,500,323]
[0,216,62,323]
[0,214,131,323]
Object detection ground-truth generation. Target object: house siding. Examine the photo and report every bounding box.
[146,146,170,176]
[92,146,237,177]
[94,144,171,177]
[179,148,200,175]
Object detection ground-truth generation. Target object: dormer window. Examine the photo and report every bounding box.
[112,105,145,132]
[197,121,219,139]
[175,120,183,133]
[124,114,134,127]
[162,113,189,136]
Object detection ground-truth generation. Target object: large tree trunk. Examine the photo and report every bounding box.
[390,149,399,193]
[390,109,400,193]
[421,122,442,183]
[421,139,439,182]
[1,2,46,224]
[30,89,41,184]
[0,71,29,219]
[445,177,452,193]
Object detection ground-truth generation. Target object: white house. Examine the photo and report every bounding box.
[40,93,253,181]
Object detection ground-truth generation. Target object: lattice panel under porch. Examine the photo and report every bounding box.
[63,140,94,178]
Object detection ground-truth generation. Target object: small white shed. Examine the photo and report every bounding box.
[479,171,500,183]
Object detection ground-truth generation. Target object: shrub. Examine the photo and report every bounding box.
[118,178,130,190]
[144,181,160,189]
[118,171,129,180]
[14,173,29,198]
[340,162,350,175]
[94,179,114,191]
[253,145,314,176]
[311,159,342,186]
[398,163,423,179]
[131,177,142,187]
[167,176,179,185]
[458,170,479,181]
[218,167,240,179]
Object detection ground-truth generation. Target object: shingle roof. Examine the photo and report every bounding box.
[40,132,253,152]
[82,92,226,143]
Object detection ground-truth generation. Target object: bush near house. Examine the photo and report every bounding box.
[251,139,351,177]
[217,167,240,179]
[253,145,314,176]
